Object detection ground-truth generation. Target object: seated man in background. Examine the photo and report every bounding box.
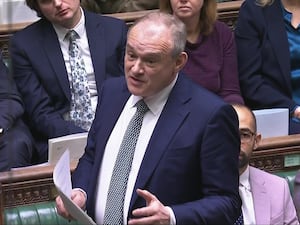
[0,53,34,171]
[81,0,159,14]
[10,0,127,164]
[233,104,299,225]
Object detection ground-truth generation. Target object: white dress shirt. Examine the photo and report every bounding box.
[95,75,178,225]
[239,165,256,225]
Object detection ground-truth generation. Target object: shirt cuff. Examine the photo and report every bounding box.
[166,206,176,225]
[73,188,87,201]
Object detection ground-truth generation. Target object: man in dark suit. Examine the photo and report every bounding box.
[0,53,34,171]
[10,0,127,163]
[56,12,241,224]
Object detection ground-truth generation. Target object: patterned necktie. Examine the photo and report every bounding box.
[234,213,244,225]
[103,99,149,225]
[67,30,94,131]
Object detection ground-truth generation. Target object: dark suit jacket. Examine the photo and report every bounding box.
[10,10,127,151]
[234,0,300,134]
[235,0,295,111]
[0,54,23,130]
[0,54,34,170]
[72,74,241,224]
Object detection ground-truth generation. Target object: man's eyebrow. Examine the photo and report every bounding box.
[126,43,134,49]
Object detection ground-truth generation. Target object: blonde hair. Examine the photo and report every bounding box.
[159,0,217,36]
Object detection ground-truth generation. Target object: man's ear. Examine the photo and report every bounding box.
[175,52,188,72]
[253,133,262,150]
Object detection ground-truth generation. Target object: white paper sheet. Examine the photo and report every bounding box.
[253,108,289,138]
[53,150,96,225]
[48,132,88,164]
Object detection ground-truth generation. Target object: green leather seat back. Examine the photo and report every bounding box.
[273,170,298,196]
[4,201,80,225]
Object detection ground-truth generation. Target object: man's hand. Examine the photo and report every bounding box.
[55,189,87,220]
[128,189,170,225]
[294,106,300,119]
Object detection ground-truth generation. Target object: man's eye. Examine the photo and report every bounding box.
[127,53,136,59]
[241,133,249,138]
[147,60,154,64]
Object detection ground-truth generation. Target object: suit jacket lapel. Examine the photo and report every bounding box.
[129,74,191,210]
[84,11,106,89]
[264,1,292,91]
[249,167,271,225]
[42,21,71,100]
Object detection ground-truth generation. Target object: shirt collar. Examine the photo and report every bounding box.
[53,7,86,42]
[129,74,178,116]
[240,165,251,191]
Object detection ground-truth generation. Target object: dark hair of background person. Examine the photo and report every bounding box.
[25,0,90,17]
[25,0,43,17]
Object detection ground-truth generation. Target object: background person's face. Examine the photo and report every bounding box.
[234,107,259,170]
[170,0,203,20]
[38,0,81,28]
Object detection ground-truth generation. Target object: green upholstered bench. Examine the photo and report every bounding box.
[3,170,298,225]
[273,170,298,196]
[4,201,80,225]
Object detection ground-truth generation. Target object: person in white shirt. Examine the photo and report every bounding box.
[233,104,299,225]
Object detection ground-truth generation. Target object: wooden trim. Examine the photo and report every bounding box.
[251,134,300,172]
[0,22,33,35]
[1,133,300,225]
[0,163,77,212]
[257,134,300,151]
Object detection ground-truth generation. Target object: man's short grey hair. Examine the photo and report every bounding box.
[129,11,187,58]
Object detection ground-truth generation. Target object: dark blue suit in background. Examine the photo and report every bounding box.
[72,74,241,224]
[235,0,300,134]
[10,10,127,162]
[0,54,34,171]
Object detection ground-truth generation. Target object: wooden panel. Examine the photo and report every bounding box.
[1,133,300,224]
[0,163,77,213]
[0,135,299,209]
[251,134,300,172]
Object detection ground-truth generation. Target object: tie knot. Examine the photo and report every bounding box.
[66,30,79,42]
[136,100,149,115]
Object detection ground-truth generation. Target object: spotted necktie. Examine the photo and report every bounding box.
[103,100,149,225]
[66,30,94,131]
[234,213,244,225]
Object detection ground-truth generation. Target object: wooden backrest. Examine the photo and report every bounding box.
[2,133,299,225]
[251,134,300,172]
[1,134,300,211]
[0,162,77,224]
